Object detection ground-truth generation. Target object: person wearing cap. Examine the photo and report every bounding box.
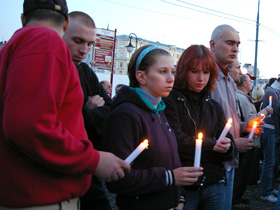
[259,75,280,203]
[209,24,265,209]
[233,74,273,208]
[63,11,113,210]
[0,0,130,209]
[246,73,257,81]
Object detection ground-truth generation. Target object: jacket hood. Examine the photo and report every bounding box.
[112,86,165,114]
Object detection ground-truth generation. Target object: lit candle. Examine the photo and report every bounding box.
[217,118,232,143]
[248,121,258,139]
[125,139,149,164]
[269,96,272,107]
[194,133,203,167]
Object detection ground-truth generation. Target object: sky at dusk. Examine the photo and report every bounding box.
[1,0,280,79]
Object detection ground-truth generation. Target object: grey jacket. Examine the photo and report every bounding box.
[236,89,263,148]
[211,65,240,168]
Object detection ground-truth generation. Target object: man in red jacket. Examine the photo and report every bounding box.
[0,0,130,209]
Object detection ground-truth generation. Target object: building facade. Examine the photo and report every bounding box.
[114,35,184,75]
[83,34,185,75]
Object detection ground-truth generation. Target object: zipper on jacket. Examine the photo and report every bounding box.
[178,97,197,135]
[157,114,162,124]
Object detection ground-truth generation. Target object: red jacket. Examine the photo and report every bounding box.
[0,25,99,207]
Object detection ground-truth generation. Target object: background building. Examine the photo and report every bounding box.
[114,34,184,75]
[83,34,184,75]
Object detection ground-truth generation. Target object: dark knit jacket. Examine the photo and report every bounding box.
[163,89,235,189]
[104,86,181,210]
[77,62,111,150]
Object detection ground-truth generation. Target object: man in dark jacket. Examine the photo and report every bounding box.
[63,11,113,210]
[259,76,280,203]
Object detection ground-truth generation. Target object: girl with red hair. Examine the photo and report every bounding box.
[163,45,235,210]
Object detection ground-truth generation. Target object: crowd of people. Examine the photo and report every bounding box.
[0,0,279,210]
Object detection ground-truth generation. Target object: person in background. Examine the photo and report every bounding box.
[252,86,265,112]
[275,99,280,210]
[103,45,203,210]
[248,86,265,186]
[0,0,130,209]
[233,74,273,209]
[209,24,264,209]
[260,75,280,203]
[163,45,234,210]
[63,11,115,210]
[112,84,125,101]
[264,77,277,92]
[115,83,124,95]
[228,58,242,84]
[100,80,112,96]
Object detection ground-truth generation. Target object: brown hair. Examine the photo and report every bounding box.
[174,45,218,93]
[69,11,96,28]
[128,45,171,87]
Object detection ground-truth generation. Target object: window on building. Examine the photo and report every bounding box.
[120,62,123,67]
[120,43,124,48]
[120,52,123,58]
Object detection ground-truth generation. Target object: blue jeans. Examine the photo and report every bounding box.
[183,183,224,210]
[260,128,275,197]
[222,169,234,210]
[277,185,280,210]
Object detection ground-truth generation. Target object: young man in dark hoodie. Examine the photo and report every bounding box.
[63,11,114,210]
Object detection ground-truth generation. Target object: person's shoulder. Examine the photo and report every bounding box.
[168,89,184,99]
[77,62,98,78]
[265,87,275,96]
[79,62,95,72]
[21,25,61,41]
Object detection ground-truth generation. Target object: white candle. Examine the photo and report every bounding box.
[269,96,272,107]
[217,118,232,143]
[125,139,149,164]
[260,113,265,121]
[194,133,203,167]
[248,121,258,139]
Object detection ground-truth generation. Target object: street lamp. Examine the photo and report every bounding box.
[126,33,138,53]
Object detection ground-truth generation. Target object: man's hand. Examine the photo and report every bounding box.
[213,137,231,153]
[244,116,265,134]
[173,167,203,186]
[93,151,131,182]
[86,95,105,109]
[264,106,273,115]
[234,137,253,153]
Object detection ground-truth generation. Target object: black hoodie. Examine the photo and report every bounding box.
[103,86,181,210]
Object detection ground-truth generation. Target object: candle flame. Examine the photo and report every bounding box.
[253,121,258,126]
[228,118,233,124]
[142,139,149,148]
[198,132,203,139]
[269,96,272,100]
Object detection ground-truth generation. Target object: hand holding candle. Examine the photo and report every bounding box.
[125,139,149,164]
[217,118,232,143]
[248,121,258,139]
[194,133,203,167]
